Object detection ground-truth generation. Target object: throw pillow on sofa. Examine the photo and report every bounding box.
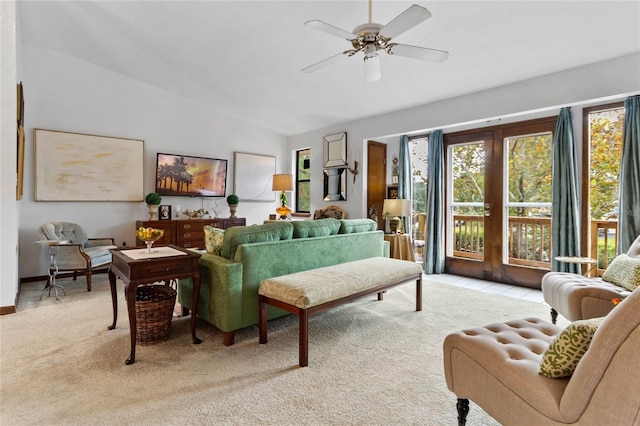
[602,254,640,291]
[539,316,605,378]
[204,226,225,256]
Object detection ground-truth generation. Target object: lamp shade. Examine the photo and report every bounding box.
[272,174,293,192]
[382,199,411,218]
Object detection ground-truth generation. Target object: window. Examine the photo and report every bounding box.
[295,149,311,212]
[583,103,625,273]
[409,137,428,214]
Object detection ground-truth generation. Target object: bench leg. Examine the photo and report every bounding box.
[299,309,309,367]
[416,276,422,311]
[259,295,268,344]
[222,331,237,346]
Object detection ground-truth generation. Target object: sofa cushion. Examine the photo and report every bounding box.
[602,254,640,291]
[539,316,605,378]
[338,219,377,234]
[292,219,340,238]
[204,226,225,256]
[221,221,293,259]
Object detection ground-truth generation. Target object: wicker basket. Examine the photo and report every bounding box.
[135,284,176,345]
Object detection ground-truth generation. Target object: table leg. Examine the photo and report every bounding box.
[125,282,138,365]
[190,274,202,345]
[107,270,118,330]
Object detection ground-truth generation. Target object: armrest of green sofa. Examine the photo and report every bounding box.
[178,253,244,332]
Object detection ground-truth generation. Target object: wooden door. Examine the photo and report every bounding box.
[367,141,387,230]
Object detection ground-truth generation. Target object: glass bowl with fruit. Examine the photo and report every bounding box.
[135,227,165,253]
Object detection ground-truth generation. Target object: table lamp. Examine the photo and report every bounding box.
[382,198,411,233]
[272,174,294,219]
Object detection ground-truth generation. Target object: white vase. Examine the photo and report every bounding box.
[147,204,159,221]
[228,204,238,218]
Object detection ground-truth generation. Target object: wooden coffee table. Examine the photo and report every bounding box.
[107,244,202,364]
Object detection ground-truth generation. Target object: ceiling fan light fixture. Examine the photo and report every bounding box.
[364,54,381,83]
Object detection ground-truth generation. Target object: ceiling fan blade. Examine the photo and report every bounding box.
[379,4,432,40]
[302,51,353,74]
[304,20,357,41]
[387,43,448,62]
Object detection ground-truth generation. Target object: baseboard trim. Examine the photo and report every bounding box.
[1,305,17,315]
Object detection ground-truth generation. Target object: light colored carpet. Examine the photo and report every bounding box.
[1,275,560,425]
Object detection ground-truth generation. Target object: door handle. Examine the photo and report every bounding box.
[484,203,491,217]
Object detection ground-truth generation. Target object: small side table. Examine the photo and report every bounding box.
[384,233,416,262]
[555,256,598,276]
[35,239,71,300]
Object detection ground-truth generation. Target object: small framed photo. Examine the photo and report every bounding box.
[159,205,172,220]
[268,214,277,220]
[391,175,399,184]
[387,186,398,199]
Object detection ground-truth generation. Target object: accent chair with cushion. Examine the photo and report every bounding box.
[541,234,640,323]
[38,222,117,291]
[443,286,640,425]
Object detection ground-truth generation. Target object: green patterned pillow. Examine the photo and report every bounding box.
[539,317,605,378]
[602,254,640,291]
[203,225,225,256]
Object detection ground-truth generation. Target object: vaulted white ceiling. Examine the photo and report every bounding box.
[17,1,640,136]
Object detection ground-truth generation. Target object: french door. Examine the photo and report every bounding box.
[444,117,557,288]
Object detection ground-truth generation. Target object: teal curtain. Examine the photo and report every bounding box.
[398,135,412,233]
[551,107,580,273]
[619,95,640,253]
[424,130,444,273]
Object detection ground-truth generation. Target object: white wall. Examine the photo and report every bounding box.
[288,53,640,219]
[17,45,288,280]
[0,0,19,309]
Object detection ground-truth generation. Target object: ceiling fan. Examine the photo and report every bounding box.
[302,0,449,83]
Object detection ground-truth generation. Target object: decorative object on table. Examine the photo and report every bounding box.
[134,284,177,345]
[145,192,162,220]
[38,222,117,291]
[135,227,165,253]
[181,208,208,219]
[226,194,239,218]
[272,174,294,219]
[159,205,171,220]
[34,129,144,201]
[382,198,411,233]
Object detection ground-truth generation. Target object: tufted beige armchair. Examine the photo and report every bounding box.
[38,222,117,291]
[542,234,640,323]
[443,286,640,425]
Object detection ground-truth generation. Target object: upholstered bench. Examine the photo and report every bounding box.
[258,257,423,367]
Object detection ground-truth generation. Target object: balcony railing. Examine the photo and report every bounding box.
[452,215,552,269]
[590,220,618,276]
[451,215,618,273]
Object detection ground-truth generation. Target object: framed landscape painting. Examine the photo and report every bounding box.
[34,129,144,201]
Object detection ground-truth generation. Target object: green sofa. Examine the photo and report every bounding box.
[178,218,390,345]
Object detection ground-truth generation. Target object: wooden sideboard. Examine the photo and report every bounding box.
[135,218,246,249]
